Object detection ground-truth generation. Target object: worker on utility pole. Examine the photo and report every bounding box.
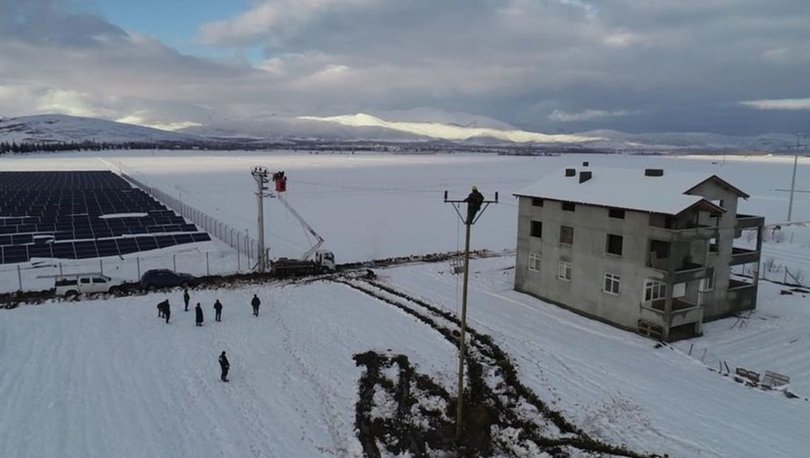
[463,186,484,224]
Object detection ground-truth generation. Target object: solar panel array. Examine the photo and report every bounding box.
[0,171,211,264]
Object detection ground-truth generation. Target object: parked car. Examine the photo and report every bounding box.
[140,269,198,290]
[55,274,126,298]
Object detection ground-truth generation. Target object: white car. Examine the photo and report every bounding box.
[55,274,126,298]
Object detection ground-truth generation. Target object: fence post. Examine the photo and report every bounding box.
[136,257,141,279]
[701,348,708,362]
[59,262,63,276]
[206,252,210,276]
[100,259,104,275]
[17,265,22,291]
[237,235,241,271]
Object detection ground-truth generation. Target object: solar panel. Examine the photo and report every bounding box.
[51,243,76,259]
[155,235,176,248]
[74,241,99,259]
[28,244,54,259]
[135,236,158,251]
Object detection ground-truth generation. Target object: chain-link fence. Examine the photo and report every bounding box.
[120,172,263,271]
[0,248,243,293]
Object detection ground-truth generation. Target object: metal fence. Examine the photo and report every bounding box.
[119,172,262,272]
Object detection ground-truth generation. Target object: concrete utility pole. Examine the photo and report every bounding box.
[251,166,272,272]
[443,187,498,445]
[788,133,804,222]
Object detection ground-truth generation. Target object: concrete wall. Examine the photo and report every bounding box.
[514,175,760,336]
[515,197,660,329]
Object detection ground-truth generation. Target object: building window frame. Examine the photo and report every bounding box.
[603,273,621,295]
[562,201,576,212]
[609,208,625,219]
[700,268,715,292]
[528,253,542,272]
[644,279,667,302]
[558,259,572,281]
[606,234,623,256]
[559,225,574,245]
[532,198,544,207]
[531,220,543,238]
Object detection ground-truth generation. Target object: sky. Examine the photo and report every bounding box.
[0,0,808,135]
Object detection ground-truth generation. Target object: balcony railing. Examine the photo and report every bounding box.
[736,214,765,230]
[647,257,709,283]
[648,224,719,242]
[730,246,760,265]
[640,298,703,328]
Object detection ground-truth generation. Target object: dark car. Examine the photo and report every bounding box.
[140,269,198,290]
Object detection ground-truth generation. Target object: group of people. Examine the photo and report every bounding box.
[154,289,263,383]
[156,289,262,326]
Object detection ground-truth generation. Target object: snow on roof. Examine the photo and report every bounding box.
[514,166,727,215]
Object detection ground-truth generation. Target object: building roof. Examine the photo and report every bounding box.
[514,167,732,216]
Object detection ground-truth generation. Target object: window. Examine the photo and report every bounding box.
[603,273,621,295]
[644,279,667,302]
[700,268,715,291]
[606,234,623,256]
[532,198,544,207]
[80,278,91,284]
[528,253,541,272]
[92,277,107,284]
[560,225,574,245]
[562,202,576,212]
[609,208,625,219]
[558,260,571,281]
[531,221,543,238]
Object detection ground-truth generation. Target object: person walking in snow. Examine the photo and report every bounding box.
[183,288,190,312]
[164,300,171,324]
[157,299,169,319]
[251,294,261,317]
[219,351,230,382]
[214,299,223,322]
[195,302,204,327]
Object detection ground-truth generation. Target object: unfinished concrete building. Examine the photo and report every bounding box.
[513,165,764,341]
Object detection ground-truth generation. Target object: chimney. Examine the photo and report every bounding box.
[565,168,576,177]
[582,161,589,167]
[579,171,592,183]
[644,168,664,177]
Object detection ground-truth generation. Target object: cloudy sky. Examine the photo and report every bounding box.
[0,0,808,134]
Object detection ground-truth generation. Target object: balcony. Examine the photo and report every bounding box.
[648,224,719,242]
[736,214,765,230]
[640,298,704,328]
[647,256,709,284]
[730,246,760,266]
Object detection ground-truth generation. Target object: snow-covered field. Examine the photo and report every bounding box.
[2,150,810,457]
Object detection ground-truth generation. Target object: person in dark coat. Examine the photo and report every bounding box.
[214,299,223,322]
[157,299,169,319]
[251,294,261,317]
[219,351,230,382]
[195,303,204,326]
[163,300,171,324]
[183,288,190,312]
[463,186,484,225]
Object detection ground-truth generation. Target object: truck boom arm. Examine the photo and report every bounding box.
[276,193,324,260]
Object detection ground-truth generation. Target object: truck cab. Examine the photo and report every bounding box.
[55,274,125,297]
[314,250,336,272]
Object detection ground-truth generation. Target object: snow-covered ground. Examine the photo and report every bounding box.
[2,257,807,457]
[2,150,810,456]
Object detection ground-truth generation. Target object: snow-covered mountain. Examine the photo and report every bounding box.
[0,114,201,144]
[1,112,802,151]
[583,129,799,152]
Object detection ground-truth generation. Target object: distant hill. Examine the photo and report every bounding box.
[0,114,201,145]
[0,112,802,153]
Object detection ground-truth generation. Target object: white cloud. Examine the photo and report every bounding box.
[549,109,636,122]
[199,0,380,46]
[36,89,103,118]
[740,98,810,110]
